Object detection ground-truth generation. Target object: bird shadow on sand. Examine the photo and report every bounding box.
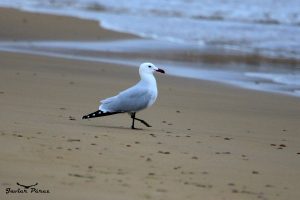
[81,123,152,132]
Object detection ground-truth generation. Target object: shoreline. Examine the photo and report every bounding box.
[0,7,299,99]
[1,7,300,200]
[0,7,138,41]
[0,7,299,98]
[1,39,299,98]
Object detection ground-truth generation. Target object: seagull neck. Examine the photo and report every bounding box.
[140,73,157,86]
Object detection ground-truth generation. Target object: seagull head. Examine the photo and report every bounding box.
[139,63,165,75]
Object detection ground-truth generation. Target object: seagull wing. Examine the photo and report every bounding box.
[99,83,152,112]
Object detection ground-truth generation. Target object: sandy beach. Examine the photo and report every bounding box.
[1,8,300,200]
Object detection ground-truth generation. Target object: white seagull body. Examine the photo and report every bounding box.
[82,62,165,129]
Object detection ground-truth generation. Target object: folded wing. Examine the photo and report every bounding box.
[99,84,151,112]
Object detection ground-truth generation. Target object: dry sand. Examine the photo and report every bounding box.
[0,7,300,200]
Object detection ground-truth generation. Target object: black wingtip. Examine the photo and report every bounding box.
[82,110,122,120]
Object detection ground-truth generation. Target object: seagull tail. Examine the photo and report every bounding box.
[82,110,122,119]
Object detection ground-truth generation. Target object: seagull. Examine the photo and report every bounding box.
[82,62,165,129]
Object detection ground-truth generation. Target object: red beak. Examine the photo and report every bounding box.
[156,68,165,73]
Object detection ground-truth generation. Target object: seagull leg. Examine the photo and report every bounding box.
[131,112,136,129]
[134,117,152,127]
[130,112,151,129]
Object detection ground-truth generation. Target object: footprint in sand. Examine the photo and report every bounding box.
[156,188,167,193]
[173,166,181,170]
[265,184,274,188]
[69,116,76,121]
[184,181,212,189]
[22,18,27,23]
[67,139,81,142]
[271,143,287,149]
[232,189,239,193]
[215,152,231,155]
[149,133,156,138]
[158,151,170,155]
[68,173,94,180]
[241,154,249,160]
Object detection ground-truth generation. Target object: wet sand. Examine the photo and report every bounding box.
[0,7,300,200]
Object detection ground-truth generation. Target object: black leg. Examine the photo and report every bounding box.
[131,112,136,129]
[134,117,151,127]
[130,112,151,128]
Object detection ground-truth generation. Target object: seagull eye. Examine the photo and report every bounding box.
[148,66,151,68]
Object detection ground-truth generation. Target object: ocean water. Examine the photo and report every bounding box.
[0,0,300,97]
[1,0,300,59]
